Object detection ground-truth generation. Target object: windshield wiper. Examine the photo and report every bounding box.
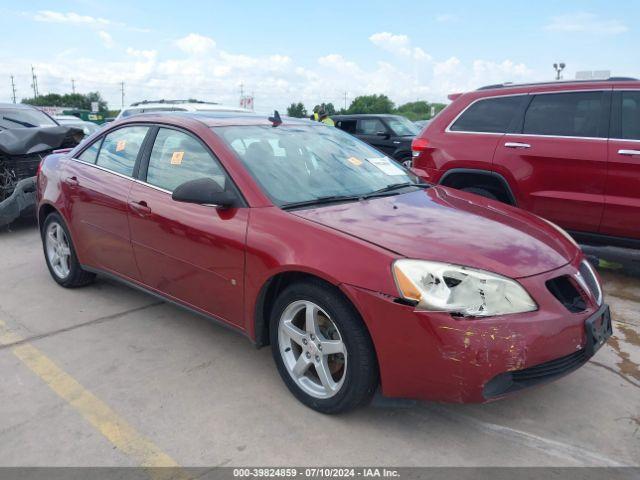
[281,194,361,210]
[2,116,37,128]
[361,182,429,199]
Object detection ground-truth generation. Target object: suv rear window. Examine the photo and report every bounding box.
[450,95,524,133]
[523,91,605,138]
[621,91,640,140]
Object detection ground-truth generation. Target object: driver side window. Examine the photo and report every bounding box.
[357,118,386,135]
[145,128,228,192]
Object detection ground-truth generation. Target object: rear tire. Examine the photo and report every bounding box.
[42,212,95,288]
[461,186,498,201]
[269,279,378,414]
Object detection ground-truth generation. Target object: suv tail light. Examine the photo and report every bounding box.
[411,137,429,157]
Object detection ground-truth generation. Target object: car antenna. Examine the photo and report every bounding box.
[268,110,282,127]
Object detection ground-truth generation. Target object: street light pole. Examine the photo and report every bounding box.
[553,62,566,80]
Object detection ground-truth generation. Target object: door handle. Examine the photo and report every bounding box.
[618,149,640,156]
[504,142,531,149]
[129,200,151,215]
[64,176,79,187]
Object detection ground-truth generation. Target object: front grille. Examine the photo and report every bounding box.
[0,153,43,200]
[579,260,603,305]
[546,276,586,313]
[484,349,588,398]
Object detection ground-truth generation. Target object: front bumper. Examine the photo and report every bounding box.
[342,263,611,403]
[0,177,36,227]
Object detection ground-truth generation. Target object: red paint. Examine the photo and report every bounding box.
[38,113,605,403]
[413,79,640,241]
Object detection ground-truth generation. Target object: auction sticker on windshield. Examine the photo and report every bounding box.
[367,157,405,175]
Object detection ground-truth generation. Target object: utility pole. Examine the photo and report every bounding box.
[343,91,348,110]
[71,79,76,94]
[31,65,39,98]
[239,82,244,98]
[120,81,125,109]
[10,75,17,103]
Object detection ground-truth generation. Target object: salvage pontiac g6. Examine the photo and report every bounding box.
[36,112,612,413]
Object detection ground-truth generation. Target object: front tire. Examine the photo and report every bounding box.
[42,212,95,288]
[270,280,378,414]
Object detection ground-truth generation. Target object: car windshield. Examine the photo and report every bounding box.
[386,116,419,136]
[0,108,57,129]
[214,124,421,207]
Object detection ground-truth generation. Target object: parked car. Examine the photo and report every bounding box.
[411,78,640,247]
[37,112,611,413]
[414,119,431,129]
[0,103,82,226]
[54,115,101,136]
[333,114,419,166]
[116,99,250,119]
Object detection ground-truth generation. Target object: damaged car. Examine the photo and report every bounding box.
[37,112,612,413]
[0,103,83,227]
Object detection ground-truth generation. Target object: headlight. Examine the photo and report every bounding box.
[392,260,537,317]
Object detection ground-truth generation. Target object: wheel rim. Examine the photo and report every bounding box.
[402,158,413,168]
[278,300,347,399]
[45,222,71,279]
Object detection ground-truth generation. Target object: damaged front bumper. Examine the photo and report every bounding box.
[0,176,37,227]
[342,261,611,403]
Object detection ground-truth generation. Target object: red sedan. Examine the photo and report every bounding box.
[36,112,612,413]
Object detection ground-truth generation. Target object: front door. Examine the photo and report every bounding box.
[127,126,248,326]
[356,118,395,156]
[602,90,640,240]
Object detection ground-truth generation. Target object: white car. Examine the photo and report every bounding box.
[116,100,250,119]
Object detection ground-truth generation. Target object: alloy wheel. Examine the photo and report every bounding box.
[278,300,347,399]
[45,222,71,279]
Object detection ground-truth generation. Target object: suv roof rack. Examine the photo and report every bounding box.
[477,77,639,91]
[129,99,220,107]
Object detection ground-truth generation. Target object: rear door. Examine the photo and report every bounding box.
[356,117,395,155]
[128,126,248,326]
[493,90,610,233]
[602,90,640,239]
[65,125,150,279]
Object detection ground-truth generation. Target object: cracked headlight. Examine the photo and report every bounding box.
[393,259,537,317]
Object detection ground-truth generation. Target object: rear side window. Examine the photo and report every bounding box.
[145,128,227,192]
[357,118,386,135]
[621,91,640,140]
[77,138,102,164]
[450,96,524,133]
[336,120,357,133]
[523,91,605,138]
[96,126,149,177]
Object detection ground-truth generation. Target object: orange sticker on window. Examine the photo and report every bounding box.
[171,151,184,165]
[347,156,363,166]
[116,140,126,152]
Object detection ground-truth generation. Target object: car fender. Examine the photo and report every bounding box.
[439,168,518,205]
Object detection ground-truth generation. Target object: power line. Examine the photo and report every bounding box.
[30,65,39,98]
[10,75,17,103]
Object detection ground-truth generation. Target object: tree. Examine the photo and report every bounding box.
[395,101,431,121]
[287,102,307,118]
[22,91,108,112]
[346,94,395,114]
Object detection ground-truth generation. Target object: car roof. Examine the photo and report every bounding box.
[332,114,401,119]
[122,102,249,112]
[115,111,320,128]
[0,102,39,110]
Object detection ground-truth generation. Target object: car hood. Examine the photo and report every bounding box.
[290,186,576,279]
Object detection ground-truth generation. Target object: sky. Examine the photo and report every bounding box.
[1,0,638,112]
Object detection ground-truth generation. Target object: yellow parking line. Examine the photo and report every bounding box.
[0,319,184,475]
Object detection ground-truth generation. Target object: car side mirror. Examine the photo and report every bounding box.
[172,178,238,208]
[376,131,390,139]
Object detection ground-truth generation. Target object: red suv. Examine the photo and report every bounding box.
[37,112,611,413]
[411,78,640,248]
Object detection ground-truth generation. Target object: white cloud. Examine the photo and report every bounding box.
[545,13,627,35]
[34,10,110,26]
[175,33,216,55]
[98,31,114,48]
[369,32,431,61]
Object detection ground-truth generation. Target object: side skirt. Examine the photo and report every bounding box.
[82,265,251,341]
